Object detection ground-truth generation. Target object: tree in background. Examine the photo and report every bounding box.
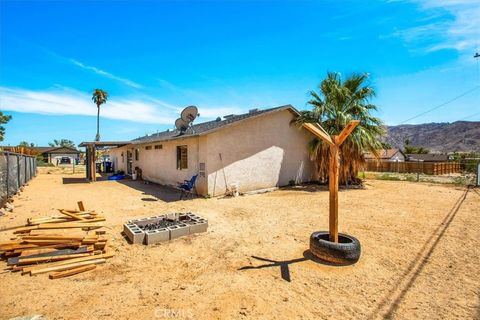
[91,89,108,141]
[18,141,35,147]
[49,139,76,148]
[0,111,12,142]
[403,138,429,154]
[294,72,385,185]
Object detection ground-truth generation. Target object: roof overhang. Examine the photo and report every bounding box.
[78,141,131,148]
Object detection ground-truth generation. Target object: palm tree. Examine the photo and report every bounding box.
[294,72,385,185]
[49,139,75,148]
[91,89,108,141]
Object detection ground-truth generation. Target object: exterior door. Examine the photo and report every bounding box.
[127,150,133,175]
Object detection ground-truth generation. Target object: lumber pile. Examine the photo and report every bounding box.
[0,202,113,279]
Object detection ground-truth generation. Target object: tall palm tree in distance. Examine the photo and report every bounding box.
[294,72,385,185]
[92,89,108,141]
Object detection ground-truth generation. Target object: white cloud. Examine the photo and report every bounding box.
[393,0,480,54]
[0,86,175,124]
[70,59,143,89]
[0,86,244,126]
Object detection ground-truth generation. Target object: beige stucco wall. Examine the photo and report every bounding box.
[107,109,314,197]
[108,148,127,173]
[108,136,207,192]
[205,109,314,196]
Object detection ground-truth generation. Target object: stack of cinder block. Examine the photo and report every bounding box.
[123,213,208,245]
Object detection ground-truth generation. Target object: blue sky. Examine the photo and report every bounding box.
[0,0,479,146]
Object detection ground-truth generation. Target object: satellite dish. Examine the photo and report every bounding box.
[181,105,198,123]
[175,118,189,132]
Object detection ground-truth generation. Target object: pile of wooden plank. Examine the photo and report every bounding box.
[0,202,113,279]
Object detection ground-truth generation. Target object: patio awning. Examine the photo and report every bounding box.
[79,141,131,182]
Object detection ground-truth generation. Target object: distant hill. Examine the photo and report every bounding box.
[385,121,480,153]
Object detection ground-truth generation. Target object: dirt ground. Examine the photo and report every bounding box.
[0,170,479,320]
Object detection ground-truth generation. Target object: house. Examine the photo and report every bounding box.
[107,105,316,196]
[406,154,451,162]
[364,148,406,162]
[31,146,80,165]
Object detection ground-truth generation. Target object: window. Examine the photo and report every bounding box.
[155,144,163,150]
[145,146,152,150]
[135,148,139,161]
[176,145,188,170]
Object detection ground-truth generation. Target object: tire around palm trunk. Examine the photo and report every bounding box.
[309,231,361,265]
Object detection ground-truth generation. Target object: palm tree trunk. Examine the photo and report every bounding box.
[95,105,100,141]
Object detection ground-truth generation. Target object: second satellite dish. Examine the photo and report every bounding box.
[181,105,199,123]
[175,118,189,132]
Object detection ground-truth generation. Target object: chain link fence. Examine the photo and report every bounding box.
[0,151,37,206]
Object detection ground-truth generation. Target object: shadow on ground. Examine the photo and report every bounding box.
[62,177,90,184]
[116,179,187,203]
[368,186,471,319]
[238,250,348,282]
[280,183,364,193]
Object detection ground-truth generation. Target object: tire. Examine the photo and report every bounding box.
[309,231,361,265]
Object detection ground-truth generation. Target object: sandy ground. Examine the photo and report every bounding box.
[0,170,479,320]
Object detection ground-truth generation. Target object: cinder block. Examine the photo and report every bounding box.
[145,228,170,244]
[189,220,208,233]
[123,224,145,244]
[168,223,190,239]
[166,213,176,219]
[187,213,199,220]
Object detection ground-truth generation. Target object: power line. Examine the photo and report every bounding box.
[459,110,480,121]
[399,85,480,124]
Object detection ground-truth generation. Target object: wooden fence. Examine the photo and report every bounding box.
[364,161,460,175]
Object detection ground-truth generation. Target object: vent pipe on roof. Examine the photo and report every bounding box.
[249,108,259,113]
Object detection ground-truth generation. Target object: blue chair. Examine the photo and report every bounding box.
[179,175,198,199]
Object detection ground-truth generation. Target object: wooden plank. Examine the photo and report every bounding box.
[336,120,360,146]
[30,258,106,275]
[37,222,105,229]
[17,253,93,265]
[28,218,72,225]
[29,229,87,236]
[21,252,114,274]
[49,264,96,279]
[302,123,334,146]
[58,210,86,221]
[8,246,89,265]
[21,235,85,241]
[20,247,57,257]
[22,239,83,245]
[13,226,39,234]
[12,242,83,254]
[329,138,339,242]
[77,201,85,211]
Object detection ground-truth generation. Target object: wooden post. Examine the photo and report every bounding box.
[329,136,339,242]
[90,146,96,182]
[302,120,359,243]
[77,201,85,211]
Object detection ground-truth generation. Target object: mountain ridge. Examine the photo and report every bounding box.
[384,120,480,153]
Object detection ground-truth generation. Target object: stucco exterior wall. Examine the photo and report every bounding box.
[107,109,315,197]
[108,137,207,192]
[205,109,314,196]
[108,148,128,173]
